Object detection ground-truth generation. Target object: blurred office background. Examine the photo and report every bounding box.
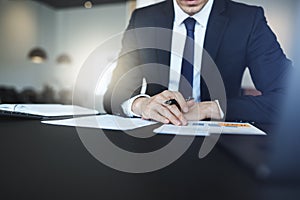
[0,0,297,111]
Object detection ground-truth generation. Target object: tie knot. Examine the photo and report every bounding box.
[184,17,196,32]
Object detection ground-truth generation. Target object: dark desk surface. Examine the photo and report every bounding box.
[0,118,299,200]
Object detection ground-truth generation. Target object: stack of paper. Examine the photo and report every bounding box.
[0,104,99,119]
[42,114,157,130]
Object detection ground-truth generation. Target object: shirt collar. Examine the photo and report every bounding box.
[173,0,214,28]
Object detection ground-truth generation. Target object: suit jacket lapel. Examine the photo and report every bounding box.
[201,0,229,101]
[204,0,229,60]
[147,0,174,90]
[154,0,174,66]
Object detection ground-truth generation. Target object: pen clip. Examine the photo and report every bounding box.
[185,96,194,102]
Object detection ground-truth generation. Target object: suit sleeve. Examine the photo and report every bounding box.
[225,7,292,123]
[103,10,144,115]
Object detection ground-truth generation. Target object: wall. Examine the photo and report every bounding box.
[136,0,164,8]
[0,0,56,91]
[53,3,128,90]
[0,0,128,92]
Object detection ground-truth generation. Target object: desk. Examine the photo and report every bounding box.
[0,118,299,200]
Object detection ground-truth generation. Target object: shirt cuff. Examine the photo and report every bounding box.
[121,94,150,117]
[214,100,224,119]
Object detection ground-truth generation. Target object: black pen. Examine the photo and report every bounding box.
[164,97,194,111]
[165,99,180,109]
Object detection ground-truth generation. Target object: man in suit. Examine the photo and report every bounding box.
[104,0,291,125]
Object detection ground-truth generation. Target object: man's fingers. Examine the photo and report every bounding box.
[186,99,195,107]
[146,110,169,124]
[139,90,192,125]
[183,101,222,121]
[141,101,180,125]
[173,92,189,113]
[161,91,188,113]
[157,106,182,125]
[165,104,188,125]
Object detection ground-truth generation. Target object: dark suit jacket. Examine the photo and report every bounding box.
[104,0,291,123]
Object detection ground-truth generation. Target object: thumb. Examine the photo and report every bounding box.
[186,100,195,108]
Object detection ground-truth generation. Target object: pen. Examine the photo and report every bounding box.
[164,99,180,109]
[164,97,194,110]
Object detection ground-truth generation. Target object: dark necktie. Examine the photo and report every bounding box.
[179,17,196,99]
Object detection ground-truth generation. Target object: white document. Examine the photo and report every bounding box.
[0,104,98,117]
[42,114,157,130]
[154,121,266,136]
[153,122,209,136]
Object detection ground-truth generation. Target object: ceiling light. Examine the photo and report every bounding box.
[84,1,93,9]
[28,47,47,64]
[56,54,72,65]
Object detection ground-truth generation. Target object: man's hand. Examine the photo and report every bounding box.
[184,101,222,121]
[132,90,191,125]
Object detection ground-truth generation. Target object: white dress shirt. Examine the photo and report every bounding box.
[169,0,214,102]
[121,0,223,117]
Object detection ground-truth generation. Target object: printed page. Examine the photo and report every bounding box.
[42,114,157,130]
[154,121,266,136]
